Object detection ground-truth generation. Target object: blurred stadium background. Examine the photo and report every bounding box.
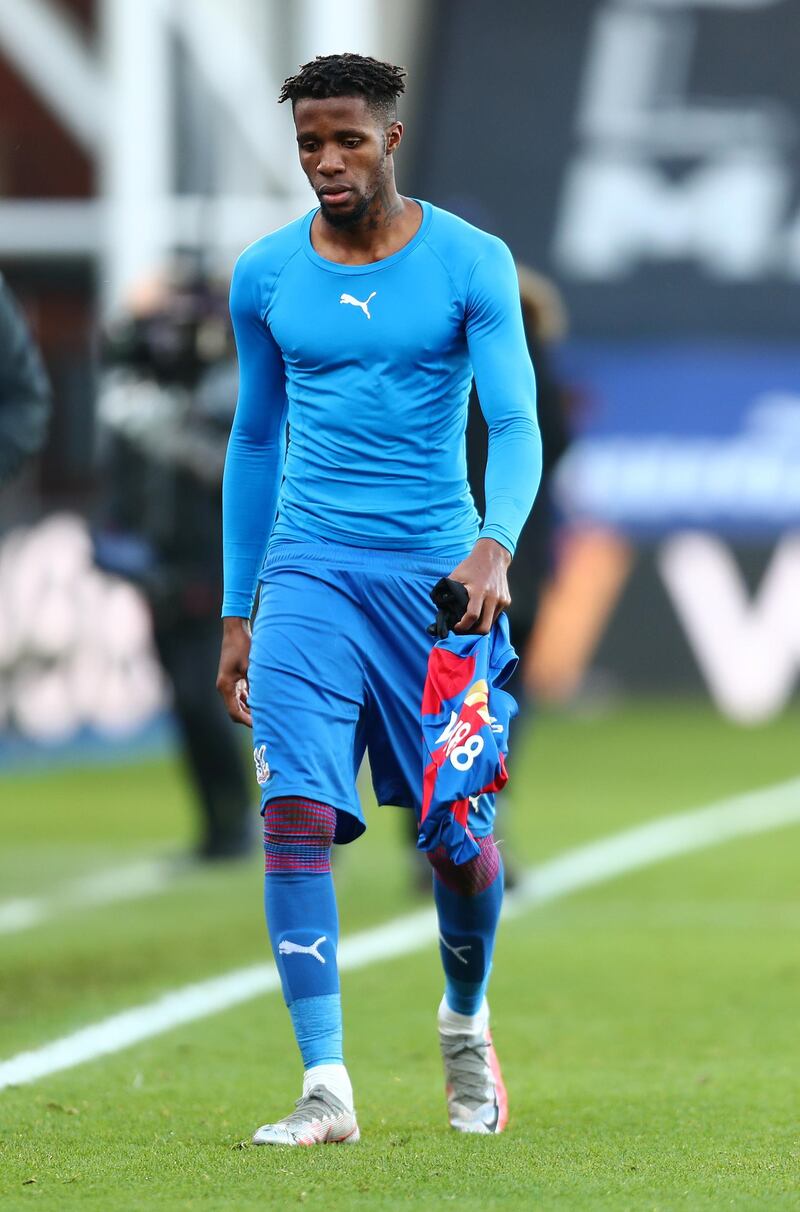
[1,2,798,1207]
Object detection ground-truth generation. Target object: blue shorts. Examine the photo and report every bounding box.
[248,542,497,844]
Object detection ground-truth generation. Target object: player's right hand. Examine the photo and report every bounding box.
[217,617,253,727]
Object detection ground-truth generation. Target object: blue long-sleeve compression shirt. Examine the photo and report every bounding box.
[222,201,541,617]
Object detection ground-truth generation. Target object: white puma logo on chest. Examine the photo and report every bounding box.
[340,290,376,320]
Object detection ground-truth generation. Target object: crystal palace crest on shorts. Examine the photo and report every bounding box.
[253,744,271,785]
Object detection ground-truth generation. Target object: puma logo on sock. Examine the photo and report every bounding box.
[279,935,327,964]
[439,934,471,966]
[340,291,376,320]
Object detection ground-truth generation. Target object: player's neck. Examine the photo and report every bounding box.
[312,188,421,266]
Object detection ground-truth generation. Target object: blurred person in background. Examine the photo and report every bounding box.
[0,272,51,487]
[467,267,570,714]
[93,264,253,861]
[406,266,571,890]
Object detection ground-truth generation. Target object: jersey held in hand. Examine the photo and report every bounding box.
[419,619,518,864]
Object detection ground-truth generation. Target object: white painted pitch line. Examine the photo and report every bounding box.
[1,776,799,1092]
[0,857,178,936]
[513,776,800,908]
[0,899,45,933]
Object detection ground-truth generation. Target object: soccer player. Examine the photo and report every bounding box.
[217,53,541,1145]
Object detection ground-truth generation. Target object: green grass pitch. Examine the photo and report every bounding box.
[1,701,799,1209]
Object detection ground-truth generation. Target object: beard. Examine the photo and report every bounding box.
[315,160,387,229]
[318,190,372,229]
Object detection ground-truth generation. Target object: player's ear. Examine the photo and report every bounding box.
[385,121,403,155]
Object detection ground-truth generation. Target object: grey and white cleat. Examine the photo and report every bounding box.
[252,1085,360,1146]
[439,1003,508,1134]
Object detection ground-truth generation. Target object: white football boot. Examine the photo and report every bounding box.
[438,998,509,1134]
[252,1085,360,1146]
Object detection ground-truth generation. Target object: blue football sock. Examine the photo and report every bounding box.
[264,869,342,1067]
[431,838,504,1017]
[263,799,343,1069]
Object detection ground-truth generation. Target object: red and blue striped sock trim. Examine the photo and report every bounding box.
[263,797,337,874]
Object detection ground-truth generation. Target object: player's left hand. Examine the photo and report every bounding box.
[447,538,512,634]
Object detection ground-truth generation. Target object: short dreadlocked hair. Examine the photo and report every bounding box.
[278,53,406,123]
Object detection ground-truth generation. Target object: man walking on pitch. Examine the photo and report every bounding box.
[217,54,541,1145]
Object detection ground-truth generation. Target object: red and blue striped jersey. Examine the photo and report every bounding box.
[419,619,517,864]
